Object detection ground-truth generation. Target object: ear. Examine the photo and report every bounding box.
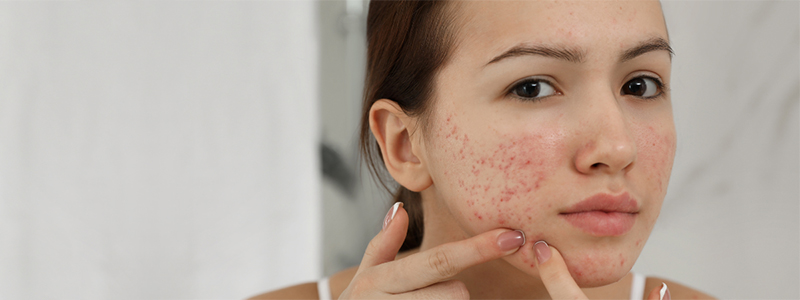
[369,99,433,192]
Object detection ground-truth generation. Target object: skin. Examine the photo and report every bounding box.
[417,0,674,289]
[253,1,716,299]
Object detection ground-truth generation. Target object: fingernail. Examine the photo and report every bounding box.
[497,230,525,252]
[534,241,551,264]
[382,202,403,230]
[659,283,671,300]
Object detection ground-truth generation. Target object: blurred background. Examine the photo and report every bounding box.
[0,1,797,299]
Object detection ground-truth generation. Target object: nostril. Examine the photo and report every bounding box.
[591,163,603,169]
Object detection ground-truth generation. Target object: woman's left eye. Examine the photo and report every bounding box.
[510,79,557,100]
[621,76,663,98]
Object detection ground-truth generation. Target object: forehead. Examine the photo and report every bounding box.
[450,0,668,64]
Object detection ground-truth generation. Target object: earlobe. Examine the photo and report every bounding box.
[369,99,433,192]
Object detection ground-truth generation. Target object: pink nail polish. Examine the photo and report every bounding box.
[382,202,403,230]
[659,283,671,300]
[534,241,551,264]
[497,230,525,251]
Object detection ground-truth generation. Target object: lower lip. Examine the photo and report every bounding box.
[560,211,637,236]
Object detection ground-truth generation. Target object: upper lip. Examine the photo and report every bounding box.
[560,192,640,214]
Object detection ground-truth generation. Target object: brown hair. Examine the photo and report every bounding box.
[359,0,460,251]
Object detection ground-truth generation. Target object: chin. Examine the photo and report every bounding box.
[563,244,639,287]
[507,240,638,288]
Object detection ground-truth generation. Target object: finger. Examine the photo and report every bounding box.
[356,202,408,275]
[647,283,670,300]
[534,241,587,300]
[401,280,470,300]
[375,228,525,293]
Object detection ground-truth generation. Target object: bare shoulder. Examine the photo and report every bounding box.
[246,267,358,300]
[645,276,717,300]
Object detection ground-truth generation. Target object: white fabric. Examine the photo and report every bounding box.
[630,272,646,300]
[317,277,332,300]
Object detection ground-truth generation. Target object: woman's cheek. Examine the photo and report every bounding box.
[433,115,564,232]
[634,124,677,199]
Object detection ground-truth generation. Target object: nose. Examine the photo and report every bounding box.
[573,92,637,176]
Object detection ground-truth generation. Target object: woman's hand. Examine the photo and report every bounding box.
[534,241,672,300]
[339,203,526,299]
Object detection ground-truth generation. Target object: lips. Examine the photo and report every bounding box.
[559,192,639,236]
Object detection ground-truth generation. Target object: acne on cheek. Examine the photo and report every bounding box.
[637,125,677,195]
[436,115,559,225]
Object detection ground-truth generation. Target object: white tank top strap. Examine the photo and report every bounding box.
[317,277,332,300]
[630,272,647,300]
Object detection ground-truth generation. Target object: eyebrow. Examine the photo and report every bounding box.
[485,37,673,66]
[620,37,674,63]
[486,45,585,65]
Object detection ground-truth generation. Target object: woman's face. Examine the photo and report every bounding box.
[418,0,675,287]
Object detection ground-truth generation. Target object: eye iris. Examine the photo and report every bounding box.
[625,78,646,96]
[516,81,540,97]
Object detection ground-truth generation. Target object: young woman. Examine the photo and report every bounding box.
[257,0,715,299]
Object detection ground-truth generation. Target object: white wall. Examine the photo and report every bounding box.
[0,2,320,299]
[633,1,799,299]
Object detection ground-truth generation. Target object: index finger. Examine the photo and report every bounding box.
[373,228,525,293]
[534,241,587,299]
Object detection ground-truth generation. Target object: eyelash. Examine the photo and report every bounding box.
[505,75,669,101]
[624,75,668,100]
[505,77,560,101]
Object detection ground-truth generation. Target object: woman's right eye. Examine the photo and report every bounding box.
[510,79,557,100]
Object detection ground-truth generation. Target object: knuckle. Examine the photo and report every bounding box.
[446,280,469,300]
[362,237,382,261]
[366,236,382,253]
[348,275,374,295]
[428,249,459,278]
[474,242,493,260]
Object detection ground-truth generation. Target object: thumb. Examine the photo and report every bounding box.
[647,283,671,300]
[534,241,587,299]
[356,202,409,274]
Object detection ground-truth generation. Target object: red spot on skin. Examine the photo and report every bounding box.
[635,240,641,246]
